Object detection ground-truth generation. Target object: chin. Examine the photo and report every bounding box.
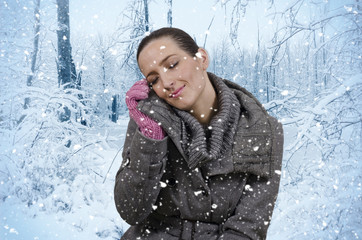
[168,101,191,111]
[165,95,195,111]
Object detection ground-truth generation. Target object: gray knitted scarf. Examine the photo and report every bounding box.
[173,73,241,169]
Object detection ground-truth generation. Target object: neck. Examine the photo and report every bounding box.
[191,75,218,125]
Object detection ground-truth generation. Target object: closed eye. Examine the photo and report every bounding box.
[169,61,178,69]
[148,76,159,85]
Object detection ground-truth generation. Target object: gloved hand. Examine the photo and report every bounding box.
[126,79,165,140]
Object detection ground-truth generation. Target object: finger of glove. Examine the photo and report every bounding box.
[126,84,149,101]
[134,79,149,86]
[127,83,149,96]
[132,79,149,92]
[130,81,149,93]
[126,85,149,109]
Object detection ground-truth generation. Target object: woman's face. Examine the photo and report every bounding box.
[137,37,209,111]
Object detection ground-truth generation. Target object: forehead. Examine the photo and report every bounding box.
[138,38,183,68]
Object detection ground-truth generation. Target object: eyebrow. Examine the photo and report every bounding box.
[146,54,176,78]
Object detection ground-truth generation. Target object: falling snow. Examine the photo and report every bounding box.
[1,0,361,239]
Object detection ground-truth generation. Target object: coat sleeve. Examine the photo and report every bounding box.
[218,120,284,240]
[114,119,168,225]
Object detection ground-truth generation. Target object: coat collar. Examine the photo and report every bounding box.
[138,73,275,177]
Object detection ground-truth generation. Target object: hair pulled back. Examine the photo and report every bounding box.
[136,27,199,61]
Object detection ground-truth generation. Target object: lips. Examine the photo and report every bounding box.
[169,85,185,98]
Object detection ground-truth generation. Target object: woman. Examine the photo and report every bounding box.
[114,27,284,240]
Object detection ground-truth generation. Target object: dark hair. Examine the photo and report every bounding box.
[136,27,199,61]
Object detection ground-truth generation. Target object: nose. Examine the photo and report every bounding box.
[161,74,175,90]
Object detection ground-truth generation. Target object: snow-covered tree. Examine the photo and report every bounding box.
[265,0,362,238]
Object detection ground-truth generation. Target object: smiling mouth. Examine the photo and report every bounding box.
[169,85,185,98]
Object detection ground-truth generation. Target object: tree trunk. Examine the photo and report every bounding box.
[111,95,118,123]
[24,0,41,110]
[312,30,319,98]
[253,24,260,95]
[321,25,327,89]
[144,0,149,31]
[167,0,172,27]
[57,0,75,122]
[57,0,71,87]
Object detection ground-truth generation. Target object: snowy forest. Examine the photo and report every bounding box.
[0,0,361,239]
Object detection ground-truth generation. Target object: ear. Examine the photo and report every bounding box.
[196,48,209,70]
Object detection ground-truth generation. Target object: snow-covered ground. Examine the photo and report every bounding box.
[1,117,361,239]
[1,117,131,240]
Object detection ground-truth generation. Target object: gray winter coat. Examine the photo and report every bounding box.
[114,73,284,240]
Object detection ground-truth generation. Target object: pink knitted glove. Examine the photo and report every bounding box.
[126,79,165,140]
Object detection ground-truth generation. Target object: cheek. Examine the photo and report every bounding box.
[152,84,167,98]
